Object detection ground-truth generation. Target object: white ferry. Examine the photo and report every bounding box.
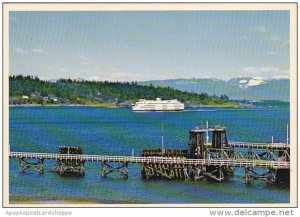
[131,98,184,111]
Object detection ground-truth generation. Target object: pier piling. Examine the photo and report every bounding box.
[19,157,44,174]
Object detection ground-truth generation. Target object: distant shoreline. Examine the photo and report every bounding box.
[9,104,120,108]
[8,103,249,109]
[9,99,290,109]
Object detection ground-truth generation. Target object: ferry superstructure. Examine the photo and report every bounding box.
[131,98,184,111]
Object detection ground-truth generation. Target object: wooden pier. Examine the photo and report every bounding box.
[9,125,290,184]
[10,149,289,183]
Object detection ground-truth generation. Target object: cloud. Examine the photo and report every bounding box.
[58,68,68,73]
[31,48,46,54]
[76,54,90,65]
[241,66,289,79]
[264,35,289,48]
[88,68,158,82]
[267,51,276,56]
[254,25,285,45]
[111,70,142,81]
[266,35,281,42]
[241,36,249,41]
[10,16,18,23]
[13,47,47,55]
[254,25,267,33]
[272,75,290,79]
[13,47,26,55]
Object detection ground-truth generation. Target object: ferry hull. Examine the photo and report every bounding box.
[132,108,184,112]
[131,98,184,111]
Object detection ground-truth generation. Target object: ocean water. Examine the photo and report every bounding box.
[9,102,290,204]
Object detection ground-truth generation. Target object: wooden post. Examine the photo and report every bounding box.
[101,161,106,177]
[101,161,128,179]
[19,158,25,173]
[19,157,44,174]
[124,162,128,179]
[39,158,44,174]
[245,166,252,183]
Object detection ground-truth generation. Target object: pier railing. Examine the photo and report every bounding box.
[228,142,289,150]
[9,151,289,169]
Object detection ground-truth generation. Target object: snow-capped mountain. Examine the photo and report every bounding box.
[228,77,266,88]
[139,78,289,101]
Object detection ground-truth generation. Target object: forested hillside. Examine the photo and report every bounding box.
[9,75,236,107]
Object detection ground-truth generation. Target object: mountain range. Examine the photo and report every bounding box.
[139,77,289,101]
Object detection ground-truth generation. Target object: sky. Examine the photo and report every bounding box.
[9,11,290,81]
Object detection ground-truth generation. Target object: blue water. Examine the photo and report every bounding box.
[9,103,290,203]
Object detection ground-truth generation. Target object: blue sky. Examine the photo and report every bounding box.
[9,11,290,81]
